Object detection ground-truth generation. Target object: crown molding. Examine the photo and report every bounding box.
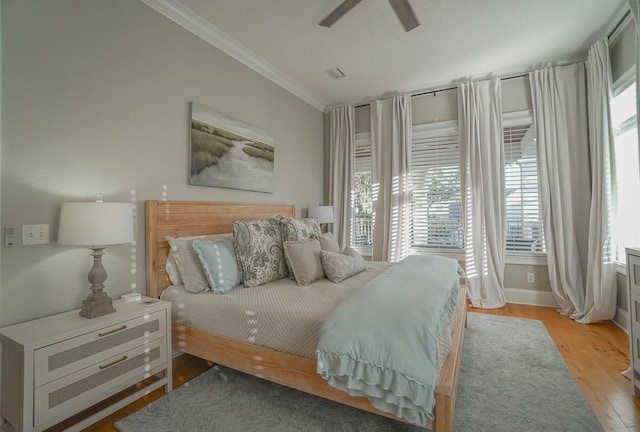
[138,0,327,111]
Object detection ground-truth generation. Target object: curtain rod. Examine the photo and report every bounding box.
[411,73,528,98]
[354,73,528,108]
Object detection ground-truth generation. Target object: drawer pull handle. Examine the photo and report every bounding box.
[98,325,127,337]
[99,356,128,370]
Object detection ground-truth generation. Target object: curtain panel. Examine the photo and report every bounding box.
[371,100,390,261]
[630,1,640,177]
[370,96,413,262]
[458,78,507,308]
[328,106,355,250]
[582,39,618,323]
[530,64,591,320]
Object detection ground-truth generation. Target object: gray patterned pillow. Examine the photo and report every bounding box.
[233,218,288,287]
[320,247,367,283]
[280,217,322,278]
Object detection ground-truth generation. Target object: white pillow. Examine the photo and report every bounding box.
[165,250,183,286]
[166,234,233,293]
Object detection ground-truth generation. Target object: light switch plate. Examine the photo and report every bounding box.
[23,224,50,245]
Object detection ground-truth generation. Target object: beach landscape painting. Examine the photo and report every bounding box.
[189,102,274,193]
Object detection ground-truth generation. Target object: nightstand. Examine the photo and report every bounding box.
[0,297,172,432]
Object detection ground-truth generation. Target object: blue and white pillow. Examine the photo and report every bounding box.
[192,239,240,294]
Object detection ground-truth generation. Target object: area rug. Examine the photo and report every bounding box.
[115,313,603,432]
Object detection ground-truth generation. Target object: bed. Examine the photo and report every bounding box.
[145,200,467,432]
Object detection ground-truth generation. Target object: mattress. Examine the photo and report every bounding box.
[161,262,392,358]
[161,260,456,374]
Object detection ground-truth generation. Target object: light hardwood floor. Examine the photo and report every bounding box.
[56,304,637,432]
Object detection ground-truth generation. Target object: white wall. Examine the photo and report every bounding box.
[0,0,324,326]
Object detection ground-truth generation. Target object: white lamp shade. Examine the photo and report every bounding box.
[58,202,134,246]
[309,205,334,224]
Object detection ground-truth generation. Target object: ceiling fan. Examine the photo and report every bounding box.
[319,0,420,32]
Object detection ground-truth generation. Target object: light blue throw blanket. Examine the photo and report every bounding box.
[316,255,462,426]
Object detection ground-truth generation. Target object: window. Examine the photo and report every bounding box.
[409,114,544,257]
[410,122,463,250]
[611,78,640,263]
[352,134,373,248]
[503,114,545,254]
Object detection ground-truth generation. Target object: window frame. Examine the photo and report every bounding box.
[611,66,638,273]
[409,115,546,266]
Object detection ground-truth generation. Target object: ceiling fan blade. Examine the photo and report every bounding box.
[319,0,363,27]
[388,0,419,32]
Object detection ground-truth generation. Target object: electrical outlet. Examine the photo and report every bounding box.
[527,272,535,284]
[22,224,50,245]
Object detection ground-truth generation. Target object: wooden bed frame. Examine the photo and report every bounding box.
[145,200,466,432]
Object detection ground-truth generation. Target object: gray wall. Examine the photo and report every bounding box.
[412,88,458,123]
[610,17,636,82]
[0,0,324,326]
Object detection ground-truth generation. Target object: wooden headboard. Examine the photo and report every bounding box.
[145,200,295,298]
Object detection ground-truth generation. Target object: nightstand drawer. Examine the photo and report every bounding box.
[34,309,166,387]
[33,336,167,428]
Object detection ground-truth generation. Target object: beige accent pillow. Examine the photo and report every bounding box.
[283,238,325,286]
[166,234,233,293]
[280,217,322,279]
[317,232,341,253]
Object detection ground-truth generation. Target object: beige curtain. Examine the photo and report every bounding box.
[328,106,355,250]
[459,78,507,308]
[370,95,413,262]
[630,1,640,174]
[582,39,618,323]
[530,64,590,319]
[370,100,390,261]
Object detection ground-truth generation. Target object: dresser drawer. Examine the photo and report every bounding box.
[33,336,167,428]
[628,253,640,295]
[34,310,166,387]
[632,291,640,371]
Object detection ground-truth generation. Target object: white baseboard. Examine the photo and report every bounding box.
[614,306,630,334]
[172,350,185,359]
[504,288,558,308]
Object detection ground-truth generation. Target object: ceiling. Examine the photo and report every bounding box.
[143,0,627,111]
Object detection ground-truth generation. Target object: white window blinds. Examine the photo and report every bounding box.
[352,134,373,247]
[611,80,640,263]
[410,122,463,250]
[503,117,545,254]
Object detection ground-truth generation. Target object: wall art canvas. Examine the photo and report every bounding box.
[189,102,274,193]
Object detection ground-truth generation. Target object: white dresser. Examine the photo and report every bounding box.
[627,247,640,397]
[0,297,172,432]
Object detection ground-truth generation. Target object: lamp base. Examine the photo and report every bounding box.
[79,290,116,319]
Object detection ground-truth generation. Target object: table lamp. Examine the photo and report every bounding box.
[58,200,134,319]
[309,205,334,232]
